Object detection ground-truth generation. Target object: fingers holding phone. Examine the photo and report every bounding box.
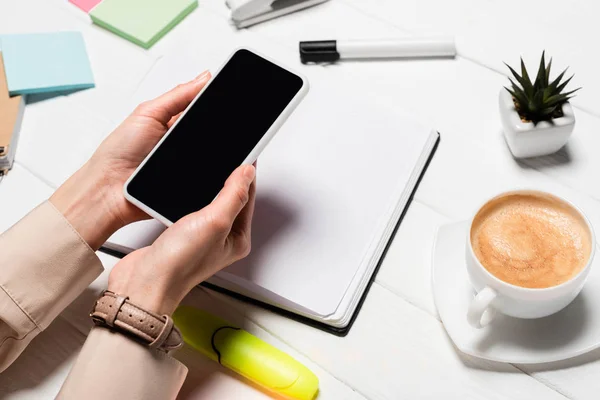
[108,164,257,315]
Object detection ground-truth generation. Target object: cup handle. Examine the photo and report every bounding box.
[467,286,497,329]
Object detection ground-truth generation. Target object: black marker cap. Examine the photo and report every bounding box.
[299,40,340,64]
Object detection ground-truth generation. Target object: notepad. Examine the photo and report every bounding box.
[69,0,103,13]
[103,51,439,335]
[0,32,94,96]
[0,52,25,173]
[90,0,198,49]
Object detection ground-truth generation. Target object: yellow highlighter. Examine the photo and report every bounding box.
[173,306,319,400]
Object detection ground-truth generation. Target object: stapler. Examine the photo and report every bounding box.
[226,0,330,28]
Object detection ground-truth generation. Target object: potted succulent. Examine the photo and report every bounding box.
[500,52,580,158]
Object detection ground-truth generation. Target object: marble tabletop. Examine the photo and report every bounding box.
[2,0,600,399]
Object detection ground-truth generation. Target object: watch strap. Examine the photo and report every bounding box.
[90,290,183,352]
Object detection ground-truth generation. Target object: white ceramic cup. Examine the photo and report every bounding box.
[466,190,596,329]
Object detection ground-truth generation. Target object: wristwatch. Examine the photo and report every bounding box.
[90,290,183,352]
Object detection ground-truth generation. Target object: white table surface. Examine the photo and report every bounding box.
[2,0,600,398]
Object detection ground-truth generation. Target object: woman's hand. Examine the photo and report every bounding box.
[50,71,212,249]
[50,69,259,315]
[107,164,257,315]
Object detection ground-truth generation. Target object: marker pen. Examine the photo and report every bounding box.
[173,306,319,400]
[299,37,456,63]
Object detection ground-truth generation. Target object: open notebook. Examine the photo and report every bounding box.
[104,55,438,335]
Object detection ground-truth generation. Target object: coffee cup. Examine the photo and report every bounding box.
[466,190,596,329]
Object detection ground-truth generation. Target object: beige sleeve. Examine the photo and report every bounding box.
[58,327,188,400]
[0,201,188,400]
[0,201,103,372]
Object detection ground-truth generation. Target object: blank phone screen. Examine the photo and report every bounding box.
[126,49,304,223]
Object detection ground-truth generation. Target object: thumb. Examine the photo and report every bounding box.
[134,70,211,126]
[204,165,256,232]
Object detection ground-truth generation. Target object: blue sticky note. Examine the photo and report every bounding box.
[0,32,95,96]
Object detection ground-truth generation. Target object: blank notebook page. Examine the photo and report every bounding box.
[221,77,432,317]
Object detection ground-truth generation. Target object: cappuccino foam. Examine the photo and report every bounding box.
[471,193,592,288]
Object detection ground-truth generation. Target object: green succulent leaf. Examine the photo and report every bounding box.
[507,86,528,106]
[539,107,557,116]
[556,75,575,94]
[544,57,552,87]
[508,78,523,94]
[505,63,529,91]
[543,91,578,107]
[564,88,581,97]
[547,68,569,93]
[533,51,546,91]
[504,86,516,98]
[520,58,534,96]
[504,53,580,123]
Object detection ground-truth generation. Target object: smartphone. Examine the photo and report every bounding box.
[124,48,309,225]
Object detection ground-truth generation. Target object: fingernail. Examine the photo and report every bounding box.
[243,165,255,185]
[195,70,210,82]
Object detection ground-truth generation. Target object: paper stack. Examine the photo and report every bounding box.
[69,0,103,13]
[89,0,198,49]
[0,53,24,175]
[0,31,94,176]
[0,32,95,96]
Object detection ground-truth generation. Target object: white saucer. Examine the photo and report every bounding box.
[432,221,600,364]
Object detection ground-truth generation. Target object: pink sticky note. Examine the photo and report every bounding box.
[69,0,103,13]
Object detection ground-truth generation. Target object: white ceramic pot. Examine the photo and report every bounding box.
[499,90,575,158]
